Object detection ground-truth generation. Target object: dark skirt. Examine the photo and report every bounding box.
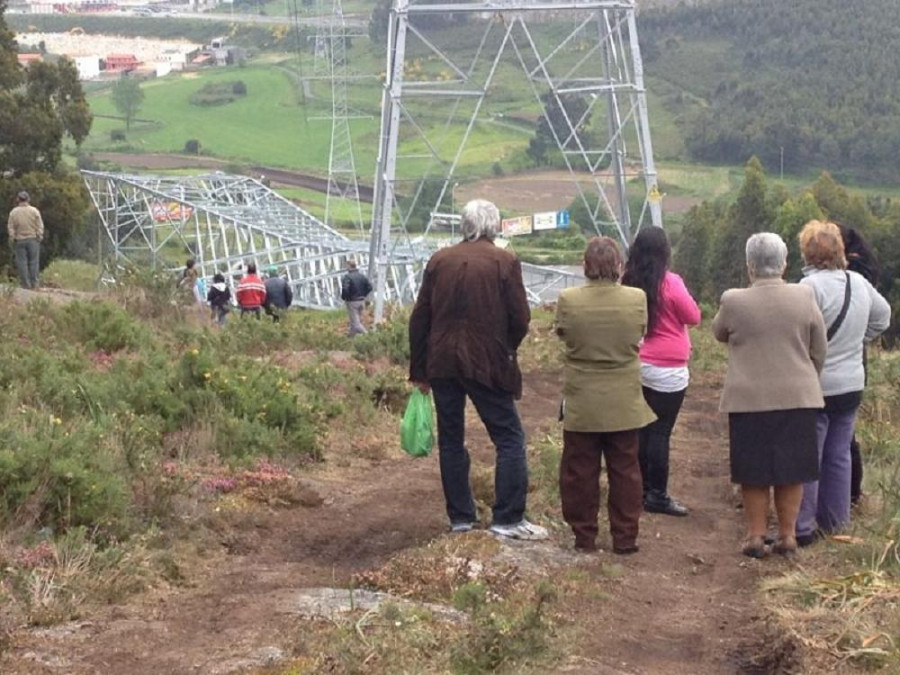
[729,409,819,486]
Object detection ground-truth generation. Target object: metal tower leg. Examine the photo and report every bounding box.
[370,0,408,324]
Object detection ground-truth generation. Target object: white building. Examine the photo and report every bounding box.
[159,47,196,72]
[70,54,101,80]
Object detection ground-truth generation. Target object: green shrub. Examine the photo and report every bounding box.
[188,81,248,107]
[58,301,142,352]
[184,139,201,154]
[352,314,410,365]
[450,580,556,674]
[0,423,131,537]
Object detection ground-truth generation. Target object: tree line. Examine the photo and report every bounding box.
[674,158,900,343]
[0,0,92,272]
[641,0,900,183]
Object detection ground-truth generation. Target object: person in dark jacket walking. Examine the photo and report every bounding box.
[264,266,293,322]
[341,260,372,336]
[207,273,231,326]
[409,199,547,541]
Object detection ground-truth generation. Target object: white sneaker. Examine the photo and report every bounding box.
[489,519,548,541]
[450,522,476,533]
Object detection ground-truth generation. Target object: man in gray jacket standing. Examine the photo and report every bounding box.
[340,260,372,336]
[7,191,44,289]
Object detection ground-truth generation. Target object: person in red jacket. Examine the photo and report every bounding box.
[235,262,266,319]
[623,227,702,517]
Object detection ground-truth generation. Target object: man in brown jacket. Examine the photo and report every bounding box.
[409,199,547,540]
[7,191,44,289]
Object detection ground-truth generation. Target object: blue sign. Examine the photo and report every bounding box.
[556,209,570,229]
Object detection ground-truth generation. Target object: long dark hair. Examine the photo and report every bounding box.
[622,227,671,332]
[836,223,880,286]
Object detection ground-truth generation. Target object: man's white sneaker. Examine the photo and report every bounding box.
[450,522,476,533]
[489,519,548,541]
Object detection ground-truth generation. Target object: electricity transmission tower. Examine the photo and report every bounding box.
[311,0,367,233]
[369,0,663,321]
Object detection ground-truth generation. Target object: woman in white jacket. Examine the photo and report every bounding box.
[795,220,891,546]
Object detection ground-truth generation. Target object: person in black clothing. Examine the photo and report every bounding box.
[837,224,881,506]
[264,266,293,322]
[340,259,372,336]
[207,273,231,326]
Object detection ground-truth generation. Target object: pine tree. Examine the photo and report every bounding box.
[673,200,723,302]
[707,157,773,297]
[773,191,824,282]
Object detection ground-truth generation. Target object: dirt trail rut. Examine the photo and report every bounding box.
[2,371,784,674]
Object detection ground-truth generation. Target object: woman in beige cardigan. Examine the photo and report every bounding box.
[713,233,826,558]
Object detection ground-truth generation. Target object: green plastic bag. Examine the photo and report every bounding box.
[400,390,434,457]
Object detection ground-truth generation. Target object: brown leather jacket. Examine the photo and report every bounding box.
[409,238,531,398]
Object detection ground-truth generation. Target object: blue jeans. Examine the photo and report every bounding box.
[797,406,859,537]
[430,378,528,526]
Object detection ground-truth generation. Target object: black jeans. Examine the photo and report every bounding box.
[430,378,528,526]
[850,435,863,503]
[638,386,687,501]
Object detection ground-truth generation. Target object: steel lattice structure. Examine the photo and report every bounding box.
[81,171,422,308]
[82,170,581,309]
[369,0,661,320]
[300,0,369,233]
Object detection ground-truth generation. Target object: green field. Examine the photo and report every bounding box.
[86,66,355,171]
[85,60,532,180]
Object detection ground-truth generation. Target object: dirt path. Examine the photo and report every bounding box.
[1,371,783,674]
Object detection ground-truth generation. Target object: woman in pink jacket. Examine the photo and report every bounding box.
[623,228,702,516]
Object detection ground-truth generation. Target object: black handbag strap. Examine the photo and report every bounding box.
[827,272,852,342]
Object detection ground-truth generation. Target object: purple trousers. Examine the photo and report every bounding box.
[796,407,859,537]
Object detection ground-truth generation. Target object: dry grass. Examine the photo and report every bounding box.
[763,546,900,669]
[352,534,514,604]
[760,346,900,671]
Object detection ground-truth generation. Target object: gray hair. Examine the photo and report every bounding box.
[460,199,500,242]
[745,232,787,279]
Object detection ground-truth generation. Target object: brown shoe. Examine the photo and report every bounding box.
[773,536,797,558]
[741,535,768,559]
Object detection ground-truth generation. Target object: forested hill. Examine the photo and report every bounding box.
[640,0,900,183]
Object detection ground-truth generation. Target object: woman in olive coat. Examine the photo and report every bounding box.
[556,237,656,554]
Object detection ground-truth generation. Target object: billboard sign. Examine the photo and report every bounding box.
[533,211,557,231]
[501,215,533,237]
[151,201,194,223]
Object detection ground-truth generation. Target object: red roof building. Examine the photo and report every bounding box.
[105,54,140,73]
[16,53,43,68]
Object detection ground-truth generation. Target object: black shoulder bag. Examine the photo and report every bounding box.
[826,272,852,342]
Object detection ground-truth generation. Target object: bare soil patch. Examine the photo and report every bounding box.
[0,370,795,674]
[460,170,699,216]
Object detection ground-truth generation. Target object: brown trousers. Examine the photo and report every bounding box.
[560,429,643,549]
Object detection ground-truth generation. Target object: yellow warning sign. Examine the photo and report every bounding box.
[648,185,663,203]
